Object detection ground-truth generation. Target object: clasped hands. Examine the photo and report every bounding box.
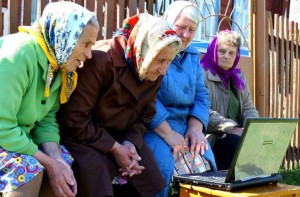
[111,141,144,178]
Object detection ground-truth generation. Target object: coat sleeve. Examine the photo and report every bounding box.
[31,91,61,146]
[0,36,38,155]
[203,68,238,134]
[207,110,238,134]
[147,98,170,130]
[58,50,116,154]
[206,71,259,134]
[240,73,260,126]
[124,97,158,150]
[188,61,210,131]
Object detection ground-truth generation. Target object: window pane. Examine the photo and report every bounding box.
[232,0,250,55]
[193,0,219,42]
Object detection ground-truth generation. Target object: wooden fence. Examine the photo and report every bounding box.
[266,11,300,169]
[0,0,156,39]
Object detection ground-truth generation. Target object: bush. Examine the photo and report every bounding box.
[278,165,300,186]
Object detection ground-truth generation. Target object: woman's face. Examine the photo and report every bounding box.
[64,24,99,72]
[172,14,197,51]
[217,42,238,70]
[145,45,178,81]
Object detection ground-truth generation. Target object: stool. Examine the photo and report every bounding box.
[179,183,300,197]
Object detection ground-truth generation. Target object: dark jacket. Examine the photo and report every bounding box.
[202,68,259,145]
[58,36,166,197]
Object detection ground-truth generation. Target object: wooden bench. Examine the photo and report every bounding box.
[179,183,300,197]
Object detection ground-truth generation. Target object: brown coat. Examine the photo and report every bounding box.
[58,36,166,197]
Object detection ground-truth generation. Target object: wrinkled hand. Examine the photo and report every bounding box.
[120,141,145,177]
[231,127,244,136]
[45,158,77,197]
[185,127,208,156]
[163,130,186,155]
[111,141,145,177]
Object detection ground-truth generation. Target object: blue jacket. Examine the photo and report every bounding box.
[148,45,210,131]
[144,45,217,197]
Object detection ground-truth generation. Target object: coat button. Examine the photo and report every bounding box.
[41,100,46,104]
[183,87,189,94]
[176,67,183,72]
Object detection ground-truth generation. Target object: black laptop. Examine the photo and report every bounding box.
[173,118,298,191]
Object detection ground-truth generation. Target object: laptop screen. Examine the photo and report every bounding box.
[229,118,298,181]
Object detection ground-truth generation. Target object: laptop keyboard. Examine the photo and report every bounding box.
[183,171,227,183]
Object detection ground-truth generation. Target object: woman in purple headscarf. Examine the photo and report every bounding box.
[201,30,259,170]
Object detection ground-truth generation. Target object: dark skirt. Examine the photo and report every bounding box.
[62,139,166,197]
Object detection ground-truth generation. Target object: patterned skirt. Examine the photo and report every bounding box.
[0,145,73,192]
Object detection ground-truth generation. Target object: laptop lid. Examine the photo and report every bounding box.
[225,118,298,182]
[173,118,298,190]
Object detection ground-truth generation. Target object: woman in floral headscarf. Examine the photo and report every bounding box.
[57,13,181,197]
[201,30,259,170]
[0,2,99,196]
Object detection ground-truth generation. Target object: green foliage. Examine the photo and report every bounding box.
[278,165,300,186]
[168,186,179,197]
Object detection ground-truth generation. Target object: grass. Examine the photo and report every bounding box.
[168,165,300,197]
[278,165,300,186]
[169,185,179,197]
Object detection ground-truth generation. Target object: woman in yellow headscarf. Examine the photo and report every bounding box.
[0,2,99,196]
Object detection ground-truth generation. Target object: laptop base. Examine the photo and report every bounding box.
[173,173,282,191]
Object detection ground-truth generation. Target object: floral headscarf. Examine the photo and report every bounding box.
[19,1,96,103]
[200,31,245,91]
[115,13,182,82]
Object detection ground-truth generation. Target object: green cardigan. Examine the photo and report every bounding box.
[0,32,62,155]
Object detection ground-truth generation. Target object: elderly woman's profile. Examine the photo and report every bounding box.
[0,1,99,197]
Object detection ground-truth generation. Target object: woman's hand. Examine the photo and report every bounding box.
[54,157,77,195]
[154,121,186,154]
[231,127,244,136]
[33,149,77,197]
[45,158,77,197]
[120,141,145,177]
[163,130,187,155]
[111,141,145,177]
[185,125,208,156]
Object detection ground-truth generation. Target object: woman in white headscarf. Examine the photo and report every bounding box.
[0,2,99,196]
[144,1,217,196]
[58,13,182,197]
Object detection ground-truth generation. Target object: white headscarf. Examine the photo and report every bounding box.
[162,1,200,26]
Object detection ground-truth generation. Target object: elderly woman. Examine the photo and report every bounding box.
[201,30,259,170]
[143,1,217,196]
[57,13,182,197]
[0,2,99,197]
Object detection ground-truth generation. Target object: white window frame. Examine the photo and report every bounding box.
[2,8,8,36]
[190,0,219,53]
[232,0,250,56]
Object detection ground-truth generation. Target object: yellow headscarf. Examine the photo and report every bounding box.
[19,2,95,103]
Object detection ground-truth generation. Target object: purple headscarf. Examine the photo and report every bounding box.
[200,32,245,91]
